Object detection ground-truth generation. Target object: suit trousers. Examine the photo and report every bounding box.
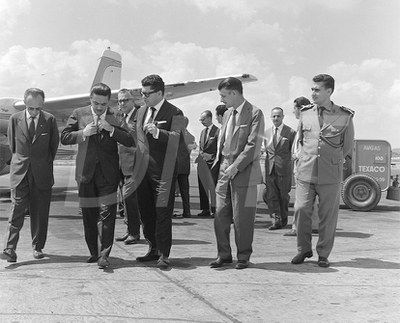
[78,164,118,259]
[214,159,257,261]
[121,175,141,237]
[197,160,217,212]
[177,173,191,216]
[137,169,177,257]
[266,167,292,224]
[294,179,341,258]
[5,167,51,251]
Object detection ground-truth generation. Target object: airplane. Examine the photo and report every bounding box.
[0,48,257,175]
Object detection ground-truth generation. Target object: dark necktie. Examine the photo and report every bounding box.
[203,127,209,145]
[29,116,36,142]
[148,107,156,124]
[222,109,237,157]
[318,106,325,128]
[273,127,278,147]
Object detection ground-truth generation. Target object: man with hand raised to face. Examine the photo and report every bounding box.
[133,74,184,270]
[61,83,134,269]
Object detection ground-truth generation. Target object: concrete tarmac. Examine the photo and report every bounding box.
[0,165,399,323]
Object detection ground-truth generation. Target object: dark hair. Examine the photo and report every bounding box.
[272,107,284,115]
[202,110,213,118]
[118,88,133,96]
[141,74,165,95]
[90,83,111,99]
[293,96,311,108]
[218,77,243,94]
[215,104,227,117]
[313,74,335,93]
[24,88,45,101]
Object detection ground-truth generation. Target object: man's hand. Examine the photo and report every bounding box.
[144,122,159,138]
[98,119,114,132]
[82,122,97,137]
[225,164,239,180]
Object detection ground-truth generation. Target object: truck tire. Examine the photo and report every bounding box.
[341,174,381,211]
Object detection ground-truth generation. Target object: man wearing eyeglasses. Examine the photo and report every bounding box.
[61,83,134,269]
[134,74,184,269]
[115,89,141,245]
[2,88,59,263]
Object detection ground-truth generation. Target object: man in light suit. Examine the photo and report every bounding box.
[134,74,184,269]
[195,110,219,218]
[61,83,134,269]
[115,89,141,245]
[2,88,59,262]
[209,77,265,270]
[265,107,296,230]
[291,74,354,268]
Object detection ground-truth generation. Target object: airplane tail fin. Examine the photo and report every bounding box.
[91,48,121,90]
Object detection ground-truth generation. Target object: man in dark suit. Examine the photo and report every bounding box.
[195,110,219,217]
[265,107,296,230]
[209,77,265,270]
[2,88,59,262]
[61,83,134,269]
[174,116,196,218]
[134,74,183,269]
[114,88,142,245]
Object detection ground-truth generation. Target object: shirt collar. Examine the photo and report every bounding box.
[153,98,165,111]
[275,123,283,132]
[233,100,246,116]
[91,106,107,120]
[25,109,40,120]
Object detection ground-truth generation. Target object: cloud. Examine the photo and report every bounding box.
[0,0,31,35]
[0,39,123,97]
[187,0,258,20]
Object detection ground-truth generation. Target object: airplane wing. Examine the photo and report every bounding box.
[129,73,258,101]
[13,74,257,122]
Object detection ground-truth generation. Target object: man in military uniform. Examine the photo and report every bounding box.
[291,74,354,268]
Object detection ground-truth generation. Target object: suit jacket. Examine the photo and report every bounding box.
[133,100,183,187]
[118,108,138,176]
[60,106,134,185]
[196,124,219,167]
[296,103,354,184]
[214,101,265,187]
[177,129,195,175]
[265,124,296,177]
[8,110,59,190]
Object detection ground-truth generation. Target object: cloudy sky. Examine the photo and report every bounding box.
[1,0,399,147]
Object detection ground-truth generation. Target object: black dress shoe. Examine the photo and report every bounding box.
[124,234,140,245]
[115,233,129,242]
[268,223,283,230]
[318,256,330,267]
[2,249,17,262]
[209,257,233,268]
[157,257,170,269]
[98,257,110,269]
[87,255,99,263]
[198,210,211,217]
[182,213,191,218]
[291,251,313,264]
[136,250,159,262]
[33,250,44,259]
[235,260,249,270]
[281,220,288,227]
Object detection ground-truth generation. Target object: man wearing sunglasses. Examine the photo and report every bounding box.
[2,88,59,263]
[134,74,184,269]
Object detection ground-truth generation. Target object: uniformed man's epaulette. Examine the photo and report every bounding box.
[339,105,355,116]
[300,104,313,111]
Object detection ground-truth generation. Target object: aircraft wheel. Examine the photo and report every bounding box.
[342,174,381,211]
